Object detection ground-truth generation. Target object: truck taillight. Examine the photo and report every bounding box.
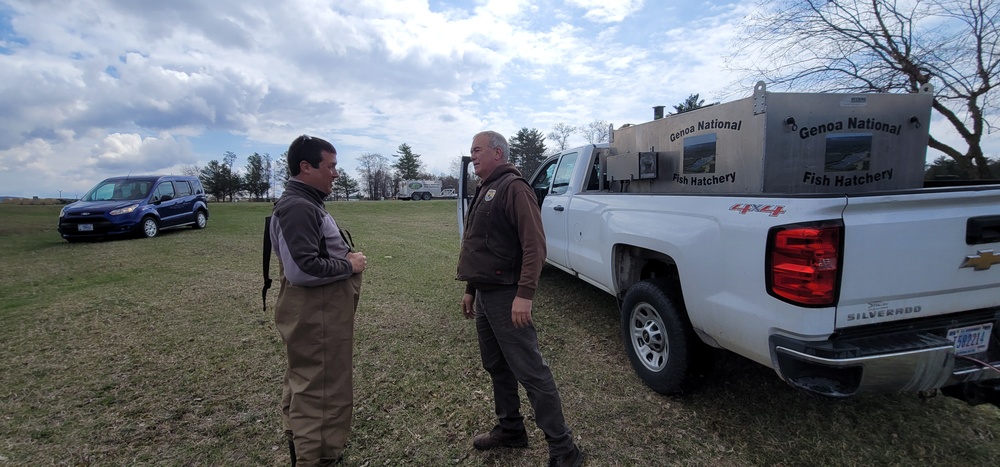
[766,220,843,307]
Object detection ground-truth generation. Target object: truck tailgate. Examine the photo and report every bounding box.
[836,187,1000,329]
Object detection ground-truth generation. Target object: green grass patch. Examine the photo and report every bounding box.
[0,201,998,466]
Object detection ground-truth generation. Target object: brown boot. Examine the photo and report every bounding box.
[472,425,529,451]
[548,445,584,467]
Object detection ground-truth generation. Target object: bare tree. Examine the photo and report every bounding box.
[222,151,243,202]
[734,0,999,179]
[357,152,392,200]
[274,151,289,197]
[180,164,201,177]
[547,123,577,151]
[262,153,274,201]
[582,119,611,144]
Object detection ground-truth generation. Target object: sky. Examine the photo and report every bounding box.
[0,0,994,199]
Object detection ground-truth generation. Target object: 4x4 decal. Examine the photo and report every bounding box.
[730,203,786,217]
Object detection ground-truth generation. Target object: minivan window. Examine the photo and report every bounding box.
[175,181,192,197]
[154,182,175,201]
[83,180,152,202]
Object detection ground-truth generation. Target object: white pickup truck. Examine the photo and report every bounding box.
[459,83,1000,405]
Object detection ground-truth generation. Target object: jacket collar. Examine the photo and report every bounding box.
[285,179,327,205]
[481,163,522,186]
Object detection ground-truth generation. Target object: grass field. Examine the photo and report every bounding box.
[1,201,998,466]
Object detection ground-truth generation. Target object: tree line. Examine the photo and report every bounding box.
[184,143,449,202]
[188,79,995,204]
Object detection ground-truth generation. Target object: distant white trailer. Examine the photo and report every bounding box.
[398,180,457,200]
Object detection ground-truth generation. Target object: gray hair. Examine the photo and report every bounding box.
[475,130,509,161]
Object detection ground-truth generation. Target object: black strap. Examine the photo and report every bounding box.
[262,216,273,311]
[340,228,355,252]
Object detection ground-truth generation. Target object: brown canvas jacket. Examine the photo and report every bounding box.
[457,163,546,300]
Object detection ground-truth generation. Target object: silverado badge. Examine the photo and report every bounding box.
[960,249,1000,271]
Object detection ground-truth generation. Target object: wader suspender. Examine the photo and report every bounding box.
[262,216,272,311]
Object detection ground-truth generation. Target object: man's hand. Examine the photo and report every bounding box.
[511,296,533,328]
[348,251,367,273]
[461,293,475,319]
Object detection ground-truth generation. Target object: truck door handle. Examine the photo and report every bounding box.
[968,215,1000,245]
[553,205,564,212]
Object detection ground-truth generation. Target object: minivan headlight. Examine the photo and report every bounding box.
[110,204,139,216]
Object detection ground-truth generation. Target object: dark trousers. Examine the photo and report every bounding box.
[474,285,574,456]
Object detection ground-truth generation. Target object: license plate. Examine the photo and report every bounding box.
[77,224,93,232]
[946,323,993,356]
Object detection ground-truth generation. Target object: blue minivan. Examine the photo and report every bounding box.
[58,175,210,242]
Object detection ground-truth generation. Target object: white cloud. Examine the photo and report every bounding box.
[565,0,645,23]
[1,0,990,198]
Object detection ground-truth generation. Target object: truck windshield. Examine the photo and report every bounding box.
[82,180,153,202]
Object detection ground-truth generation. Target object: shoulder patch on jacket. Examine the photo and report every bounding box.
[484,189,496,201]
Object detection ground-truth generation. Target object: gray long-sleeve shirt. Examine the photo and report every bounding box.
[270,179,354,287]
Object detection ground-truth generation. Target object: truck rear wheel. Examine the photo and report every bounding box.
[422,192,432,201]
[621,278,697,395]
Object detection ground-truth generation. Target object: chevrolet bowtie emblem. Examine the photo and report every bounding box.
[961,249,1000,271]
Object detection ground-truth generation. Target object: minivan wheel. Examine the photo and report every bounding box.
[193,211,207,229]
[141,217,159,238]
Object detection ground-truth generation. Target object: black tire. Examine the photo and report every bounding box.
[411,193,422,201]
[140,216,159,238]
[621,278,699,395]
[193,210,207,229]
[422,192,432,201]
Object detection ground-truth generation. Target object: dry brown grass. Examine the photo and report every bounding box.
[0,202,998,466]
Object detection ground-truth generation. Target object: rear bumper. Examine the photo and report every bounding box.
[770,308,1000,397]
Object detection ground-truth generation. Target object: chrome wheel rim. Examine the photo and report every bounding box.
[143,219,157,237]
[629,302,667,372]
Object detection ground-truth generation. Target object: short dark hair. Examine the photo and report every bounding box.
[287,135,336,176]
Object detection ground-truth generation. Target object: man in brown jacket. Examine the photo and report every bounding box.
[456,130,584,467]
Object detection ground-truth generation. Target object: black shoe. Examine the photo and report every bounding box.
[548,445,584,467]
[472,425,529,451]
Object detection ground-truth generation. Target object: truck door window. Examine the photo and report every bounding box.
[585,155,603,191]
[551,153,578,195]
[531,159,557,206]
